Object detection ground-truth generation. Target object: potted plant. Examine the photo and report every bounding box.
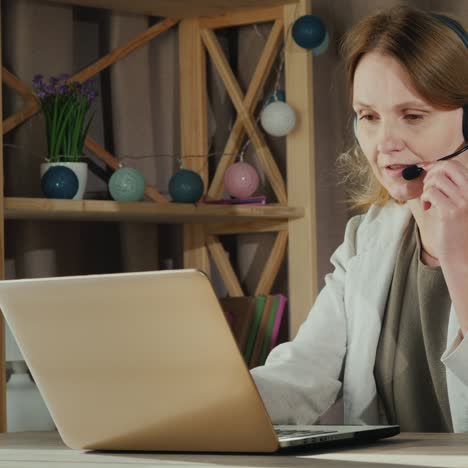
[32,73,98,199]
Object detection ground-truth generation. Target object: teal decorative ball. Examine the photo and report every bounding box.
[169,169,204,203]
[108,167,146,202]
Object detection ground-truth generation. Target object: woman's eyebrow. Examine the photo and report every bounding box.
[352,100,431,109]
[394,101,431,109]
[353,101,371,108]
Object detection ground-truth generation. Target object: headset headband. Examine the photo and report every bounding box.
[431,13,468,47]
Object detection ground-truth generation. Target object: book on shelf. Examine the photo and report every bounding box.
[249,295,275,369]
[218,296,257,352]
[243,295,266,363]
[258,295,280,367]
[219,294,287,369]
[269,294,287,353]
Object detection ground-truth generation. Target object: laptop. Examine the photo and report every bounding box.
[0,269,399,452]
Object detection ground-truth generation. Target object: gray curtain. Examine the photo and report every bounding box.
[108,13,160,272]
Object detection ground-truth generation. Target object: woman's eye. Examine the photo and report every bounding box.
[359,114,376,121]
[405,114,424,121]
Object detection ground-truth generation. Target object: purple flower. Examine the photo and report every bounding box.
[32,74,45,93]
[83,79,94,88]
[32,72,98,160]
[81,79,98,101]
[86,89,98,102]
[57,73,70,82]
[32,74,44,84]
[44,85,55,96]
[58,85,69,95]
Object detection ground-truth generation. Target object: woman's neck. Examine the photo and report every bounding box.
[407,198,441,267]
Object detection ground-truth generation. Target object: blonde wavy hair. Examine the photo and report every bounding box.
[337,5,468,211]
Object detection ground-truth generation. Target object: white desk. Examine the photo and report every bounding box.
[0,431,466,467]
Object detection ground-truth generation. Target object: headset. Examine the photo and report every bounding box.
[353,13,468,180]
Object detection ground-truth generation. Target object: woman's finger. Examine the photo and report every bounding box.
[422,160,468,189]
[421,185,457,213]
[423,173,464,206]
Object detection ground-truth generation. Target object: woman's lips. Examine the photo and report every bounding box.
[384,164,413,178]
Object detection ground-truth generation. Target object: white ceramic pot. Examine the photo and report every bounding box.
[40,161,88,200]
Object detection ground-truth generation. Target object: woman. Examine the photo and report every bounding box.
[251,5,468,433]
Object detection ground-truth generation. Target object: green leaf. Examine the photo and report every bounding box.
[78,110,95,156]
[53,101,77,160]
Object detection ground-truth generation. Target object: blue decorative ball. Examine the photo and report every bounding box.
[265,89,286,106]
[311,31,329,56]
[169,169,204,203]
[292,15,326,50]
[41,166,79,199]
[108,167,146,202]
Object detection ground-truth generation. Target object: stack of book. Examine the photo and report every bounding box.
[220,294,287,369]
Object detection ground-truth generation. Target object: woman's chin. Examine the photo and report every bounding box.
[386,185,422,203]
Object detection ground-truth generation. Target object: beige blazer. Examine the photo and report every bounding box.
[251,201,468,432]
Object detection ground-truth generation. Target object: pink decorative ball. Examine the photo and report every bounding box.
[224,162,259,198]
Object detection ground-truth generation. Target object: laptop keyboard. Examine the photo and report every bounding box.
[275,428,337,440]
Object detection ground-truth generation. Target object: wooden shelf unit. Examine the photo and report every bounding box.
[0,0,318,432]
[4,197,303,224]
[43,0,297,19]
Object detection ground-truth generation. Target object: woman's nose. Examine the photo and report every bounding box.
[377,138,403,153]
[376,123,405,153]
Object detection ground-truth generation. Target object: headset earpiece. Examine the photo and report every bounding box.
[463,105,468,141]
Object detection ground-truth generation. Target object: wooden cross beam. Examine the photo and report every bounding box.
[206,234,244,296]
[206,228,288,298]
[207,18,284,200]
[200,12,289,296]
[201,27,288,204]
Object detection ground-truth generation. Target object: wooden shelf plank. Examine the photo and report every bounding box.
[42,0,296,19]
[4,198,303,223]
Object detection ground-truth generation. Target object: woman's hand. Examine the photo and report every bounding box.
[420,158,468,336]
[420,159,468,265]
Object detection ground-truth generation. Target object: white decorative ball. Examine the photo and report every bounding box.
[260,101,296,137]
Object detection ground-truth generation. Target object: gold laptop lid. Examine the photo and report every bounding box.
[0,269,278,452]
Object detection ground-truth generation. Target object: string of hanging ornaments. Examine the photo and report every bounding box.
[259,13,328,137]
[109,150,256,204]
[34,13,328,202]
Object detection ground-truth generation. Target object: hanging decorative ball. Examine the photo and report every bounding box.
[224,162,259,198]
[292,15,327,50]
[311,30,329,56]
[260,101,296,137]
[41,166,79,199]
[265,89,286,106]
[169,169,204,203]
[108,167,146,202]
